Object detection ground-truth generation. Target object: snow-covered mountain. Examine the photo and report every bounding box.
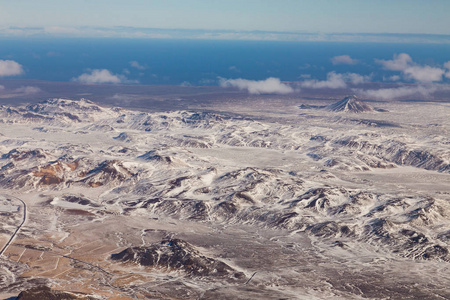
[0,98,449,299]
[326,95,375,113]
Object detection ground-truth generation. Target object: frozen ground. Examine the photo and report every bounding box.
[0,94,449,299]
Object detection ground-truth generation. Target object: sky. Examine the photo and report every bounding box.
[0,0,449,35]
[1,0,450,99]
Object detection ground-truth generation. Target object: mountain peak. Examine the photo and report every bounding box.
[326,95,374,113]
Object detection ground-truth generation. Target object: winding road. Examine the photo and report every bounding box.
[0,195,27,257]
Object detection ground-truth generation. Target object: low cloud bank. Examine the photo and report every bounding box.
[376,53,446,83]
[219,77,294,94]
[0,85,42,97]
[300,72,370,89]
[353,84,450,100]
[73,69,124,84]
[15,86,41,95]
[3,26,450,43]
[331,55,358,65]
[0,60,24,77]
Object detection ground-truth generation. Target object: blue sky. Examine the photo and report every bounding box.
[0,0,449,35]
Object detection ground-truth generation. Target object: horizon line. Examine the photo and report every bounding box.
[2,26,450,44]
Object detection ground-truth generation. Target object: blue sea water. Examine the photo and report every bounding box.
[1,38,450,85]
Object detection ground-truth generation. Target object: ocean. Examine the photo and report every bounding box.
[1,38,450,85]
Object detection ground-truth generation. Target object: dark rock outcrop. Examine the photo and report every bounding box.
[17,286,97,300]
[111,238,244,279]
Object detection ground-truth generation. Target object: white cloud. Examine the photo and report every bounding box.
[15,86,41,94]
[331,55,358,65]
[345,73,371,84]
[403,65,445,83]
[129,61,146,70]
[376,53,412,71]
[354,85,440,100]
[301,72,346,89]
[444,61,450,70]
[376,53,445,83]
[0,60,24,77]
[219,77,294,94]
[73,69,124,84]
[444,61,450,79]
[0,85,5,90]
[300,72,370,89]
